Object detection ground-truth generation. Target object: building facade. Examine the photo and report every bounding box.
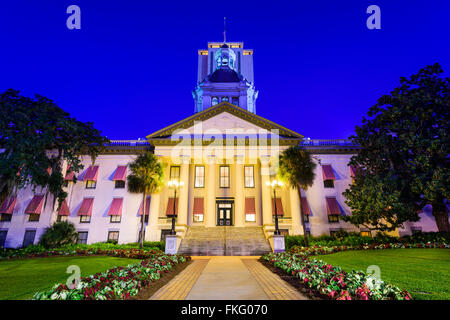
[0,40,442,249]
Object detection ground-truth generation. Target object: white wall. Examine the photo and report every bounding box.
[0,154,144,248]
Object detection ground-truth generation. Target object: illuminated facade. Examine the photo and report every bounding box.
[0,40,440,251]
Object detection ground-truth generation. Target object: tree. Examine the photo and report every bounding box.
[278,145,317,247]
[0,89,109,208]
[127,152,164,248]
[343,172,417,232]
[39,221,78,248]
[344,63,449,231]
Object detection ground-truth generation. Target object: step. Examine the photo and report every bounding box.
[178,226,272,256]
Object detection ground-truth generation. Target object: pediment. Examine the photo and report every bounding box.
[146,102,303,145]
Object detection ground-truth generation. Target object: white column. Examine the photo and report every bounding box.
[206,155,216,227]
[234,155,244,227]
[177,156,190,228]
[290,187,304,235]
[260,155,273,227]
[145,193,161,241]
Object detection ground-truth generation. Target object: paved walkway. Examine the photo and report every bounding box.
[149,256,307,300]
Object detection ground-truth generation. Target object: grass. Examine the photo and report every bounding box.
[319,249,450,300]
[0,256,139,300]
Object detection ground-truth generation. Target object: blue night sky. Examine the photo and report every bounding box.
[1,1,449,140]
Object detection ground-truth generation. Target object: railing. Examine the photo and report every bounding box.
[106,139,357,147]
[300,139,357,147]
[108,140,150,147]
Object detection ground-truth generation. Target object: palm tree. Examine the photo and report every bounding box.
[127,152,164,249]
[278,145,317,247]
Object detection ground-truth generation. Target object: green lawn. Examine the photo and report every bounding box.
[0,256,139,300]
[319,249,450,300]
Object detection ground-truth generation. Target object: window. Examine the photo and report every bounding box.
[77,232,88,244]
[0,214,12,222]
[411,227,422,234]
[324,180,334,188]
[110,215,121,223]
[108,231,119,243]
[80,215,91,223]
[244,166,254,188]
[86,180,96,189]
[28,214,40,222]
[303,214,309,223]
[219,166,230,188]
[232,97,239,106]
[115,180,125,189]
[160,229,172,242]
[138,230,145,243]
[221,96,229,102]
[360,231,371,237]
[170,166,180,180]
[0,230,7,248]
[57,215,68,222]
[22,230,36,247]
[328,215,339,223]
[212,97,219,106]
[140,214,149,224]
[194,166,205,188]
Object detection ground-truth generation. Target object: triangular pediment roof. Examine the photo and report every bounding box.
[146,102,304,144]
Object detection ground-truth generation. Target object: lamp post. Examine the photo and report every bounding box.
[168,179,184,235]
[266,179,283,235]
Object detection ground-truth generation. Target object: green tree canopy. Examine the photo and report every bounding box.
[343,63,449,232]
[0,89,109,207]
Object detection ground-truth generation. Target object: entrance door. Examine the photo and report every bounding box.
[217,201,233,226]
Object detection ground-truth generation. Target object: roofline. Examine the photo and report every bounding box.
[145,102,304,140]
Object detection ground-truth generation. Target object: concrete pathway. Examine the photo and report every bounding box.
[149,256,308,300]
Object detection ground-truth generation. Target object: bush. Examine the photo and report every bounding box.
[0,241,166,259]
[39,221,77,248]
[400,231,450,244]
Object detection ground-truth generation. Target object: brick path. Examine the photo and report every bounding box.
[149,256,308,300]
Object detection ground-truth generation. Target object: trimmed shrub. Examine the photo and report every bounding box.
[39,221,77,248]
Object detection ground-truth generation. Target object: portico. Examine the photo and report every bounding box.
[143,102,305,251]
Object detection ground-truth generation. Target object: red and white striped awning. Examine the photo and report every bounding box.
[326,197,341,215]
[166,197,178,216]
[25,195,45,214]
[138,196,151,216]
[0,196,17,214]
[322,165,336,180]
[64,166,75,181]
[301,197,311,215]
[193,197,204,215]
[349,165,359,178]
[58,200,70,216]
[78,198,94,216]
[113,166,127,181]
[245,197,256,214]
[108,198,123,216]
[271,198,284,216]
[83,165,99,181]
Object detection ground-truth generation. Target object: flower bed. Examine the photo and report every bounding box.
[262,252,412,300]
[33,252,188,300]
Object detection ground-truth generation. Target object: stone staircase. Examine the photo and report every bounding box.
[177,226,272,256]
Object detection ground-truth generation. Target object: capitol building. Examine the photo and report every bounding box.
[0,39,438,253]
